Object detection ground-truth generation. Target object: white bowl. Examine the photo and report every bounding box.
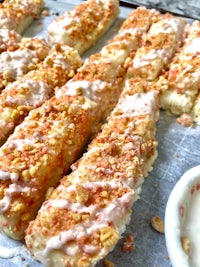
[165,165,200,267]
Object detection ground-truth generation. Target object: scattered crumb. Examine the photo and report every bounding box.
[168,178,174,183]
[36,21,42,27]
[166,254,170,260]
[49,10,60,16]
[21,256,26,261]
[174,153,179,158]
[104,259,115,267]
[176,113,194,128]
[45,186,55,199]
[122,234,135,252]
[42,9,49,16]
[154,183,158,188]
[151,216,165,234]
[2,221,8,227]
[181,236,191,254]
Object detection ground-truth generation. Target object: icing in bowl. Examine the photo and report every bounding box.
[165,165,200,267]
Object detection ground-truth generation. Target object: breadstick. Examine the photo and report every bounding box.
[127,13,186,81]
[161,21,200,115]
[25,82,159,267]
[0,44,82,145]
[0,37,49,91]
[0,7,158,240]
[190,92,200,124]
[47,0,120,54]
[0,0,44,34]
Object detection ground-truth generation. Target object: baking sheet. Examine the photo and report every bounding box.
[0,1,200,266]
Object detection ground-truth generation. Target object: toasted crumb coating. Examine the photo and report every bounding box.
[0,29,21,54]
[160,21,200,118]
[25,81,159,267]
[0,0,44,34]
[127,13,186,80]
[0,44,82,145]
[0,7,157,240]
[0,37,50,91]
[48,0,120,54]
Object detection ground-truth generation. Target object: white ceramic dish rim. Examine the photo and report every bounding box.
[165,165,200,267]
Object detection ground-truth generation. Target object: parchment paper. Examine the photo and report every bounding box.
[0,1,200,266]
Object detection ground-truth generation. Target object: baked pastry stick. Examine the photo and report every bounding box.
[0,37,49,91]
[0,7,158,240]
[0,29,21,53]
[0,44,82,146]
[27,181,136,267]
[47,0,119,54]
[25,84,159,267]
[0,0,44,34]
[161,21,200,116]
[69,78,160,188]
[190,92,200,123]
[127,13,186,81]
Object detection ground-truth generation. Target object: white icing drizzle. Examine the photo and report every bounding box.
[184,38,200,55]
[0,184,31,213]
[47,11,80,45]
[41,198,96,214]
[118,28,142,37]
[101,39,131,51]
[97,193,133,223]
[0,119,11,131]
[46,223,105,255]
[6,138,35,151]
[42,180,131,213]
[115,91,157,117]
[149,18,182,36]
[0,171,19,182]
[56,80,109,103]
[101,26,145,64]
[36,189,134,263]
[52,12,79,30]
[133,48,171,68]
[44,50,73,69]
[0,29,21,48]
[0,49,38,79]
[82,244,99,254]
[0,29,13,41]
[5,115,67,151]
[93,0,111,9]
[133,18,184,69]
[4,79,52,107]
